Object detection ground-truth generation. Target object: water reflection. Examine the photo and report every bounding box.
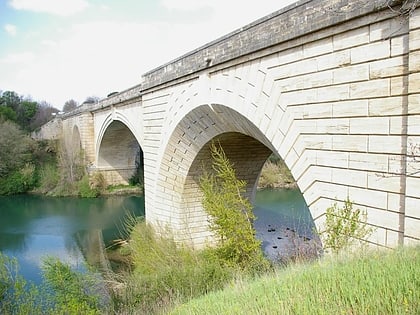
[254,189,319,262]
[0,195,144,284]
[0,189,317,283]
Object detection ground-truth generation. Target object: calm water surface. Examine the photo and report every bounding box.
[0,189,315,283]
[0,194,144,284]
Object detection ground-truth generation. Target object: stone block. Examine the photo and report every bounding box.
[409,50,420,72]
[303,37,333,58]
[409,8,420,30]
[390,76,408,97]
[405,196,420,218]
[299,165,332,193]
[349,117,390,135]
[408,115,420,135]
[368,135,404,154]
[332,168,368,188]
[406,176,420,197]
[317,50,351,71]
[348,187,388,210]
[386,229,401,247]
[332,135,368,152]
[316,118,350,134]
[370,56,408,79]
[391,34,408,57]
[332,99,368,117]
[387,192,403,213]
[367,172,402,194]
[351,41,390,64]
[405,217,420,239]
[364,207,400,230]
[350,78,390,99]
[369,96,405,116]
[333,26,369,50]
[316,150,349,169]
[409,29,420,51]
[408,94,420,114]
[333,64,369,84]
[370,17,408,42]
[408,72,420,94]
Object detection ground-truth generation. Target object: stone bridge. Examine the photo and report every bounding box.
[36,0,420,248]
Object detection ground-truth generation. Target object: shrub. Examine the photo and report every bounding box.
[41,257,104,314]
[0,163,37,195]
[78,175,99,198]
[199,142,270,271]
[116,219,232,314]
[320,197,374,254]
[34,162,60,194]
[90,171,107,193]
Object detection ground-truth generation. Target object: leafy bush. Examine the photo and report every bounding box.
[199,142,270,271]
[78,175,99,198]
[90,171,107,193]
[35,162,60,194]
[320,197,374,254]
[115,219,232,314]
[0,163,37,195]
[41,257,103,314]
[0,252,42,314]
[0,253,107,315]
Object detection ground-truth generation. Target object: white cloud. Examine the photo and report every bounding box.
[1,1,300,108]
[0,51,34,64]
[4,23,17,36]
[161,0,212,11]
[8,0,89,16]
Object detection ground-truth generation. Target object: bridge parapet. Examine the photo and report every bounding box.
[140,0,401,90]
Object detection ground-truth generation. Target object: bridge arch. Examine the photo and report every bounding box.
[96,116,143,186]
[153,99,313,246]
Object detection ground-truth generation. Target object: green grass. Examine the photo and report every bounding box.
[170,246,419,315]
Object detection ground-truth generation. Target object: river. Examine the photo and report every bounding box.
[0,189,316,284]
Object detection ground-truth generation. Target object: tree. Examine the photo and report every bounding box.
[1,91,21,111]
[0,119,37,194]
[0,106,17,122]
[17,100,38,128]
[199,142,267,270]
[30,101,60,130]
[83,96,99,104]
[63,99,78,112]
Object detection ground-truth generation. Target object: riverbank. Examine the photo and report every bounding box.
[171,246,420,314]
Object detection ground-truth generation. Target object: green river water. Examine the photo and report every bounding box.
[0,189,315,284]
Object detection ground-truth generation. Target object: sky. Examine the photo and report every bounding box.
[0,0,297,109]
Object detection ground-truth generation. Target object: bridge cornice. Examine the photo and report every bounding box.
[140,0,403,91]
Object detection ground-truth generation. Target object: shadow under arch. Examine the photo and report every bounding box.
[155,103,318,254]
[97,120,144,186]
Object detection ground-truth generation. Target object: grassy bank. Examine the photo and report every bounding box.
[171,246,419,315]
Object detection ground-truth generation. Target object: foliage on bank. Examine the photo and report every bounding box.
[0,253,105,314]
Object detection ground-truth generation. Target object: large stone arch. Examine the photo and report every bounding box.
[153,101,308,246]
[96,119,143,186]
